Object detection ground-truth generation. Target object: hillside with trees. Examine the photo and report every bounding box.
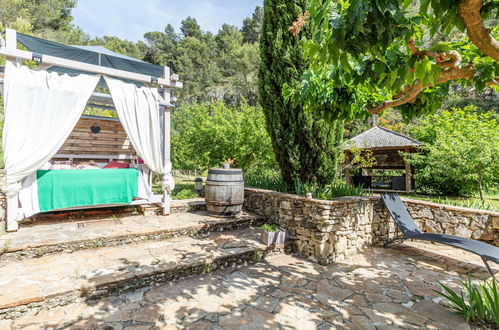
[0,0,497,204]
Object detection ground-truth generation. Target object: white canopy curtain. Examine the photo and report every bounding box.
[2,62,100,197]
[104,76,174,192]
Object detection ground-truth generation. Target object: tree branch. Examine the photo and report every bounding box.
[368,81,424,114]
[459,0,499,62]
[367,41,497,115]
[409,38,462,69]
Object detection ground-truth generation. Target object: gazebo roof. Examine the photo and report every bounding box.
[345,126,421,150]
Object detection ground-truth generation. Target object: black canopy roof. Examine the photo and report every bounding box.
[16,32,164,80]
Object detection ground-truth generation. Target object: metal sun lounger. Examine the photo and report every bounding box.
[381,193,499,277]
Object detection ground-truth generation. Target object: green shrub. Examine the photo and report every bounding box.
[244,169,287,192]
[245,169,366,200]
[408,106,498,200]
[153,183,198,200]
[171,101,275,172]
[435,278,499,327]
[294,179,367,200]
[261,224,279,232]
[171,184,198,200]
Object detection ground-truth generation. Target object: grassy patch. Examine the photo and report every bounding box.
[244,170,366,199]
[402,193,499,212]
[153,176,200,200]
[244,170,288,192]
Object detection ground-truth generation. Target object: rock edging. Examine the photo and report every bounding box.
[243,188,499,264]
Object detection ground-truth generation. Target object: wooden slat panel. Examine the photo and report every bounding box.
[70,132,128,139]
[75,122,125,130]
[72,127,125,135]
[55,152,132,157]
[60,146,132,152]
[64,139,131,147]
[55,117,134,160]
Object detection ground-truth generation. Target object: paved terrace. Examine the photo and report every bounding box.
[2,240,496,329]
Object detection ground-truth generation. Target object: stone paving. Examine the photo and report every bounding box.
[2,240,496,330]
[0,228,269,312]
[0,208,258,254]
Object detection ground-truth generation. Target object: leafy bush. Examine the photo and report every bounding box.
[407,106,498,200]
[294,180,367,200]
[171,101,275,172]
[261,224,279,232]
[436,278,499,327]
[245,169,366,199]
[171,184,198,200]
[244,169,287,192]
[152,182,198,200]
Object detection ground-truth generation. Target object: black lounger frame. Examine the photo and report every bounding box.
[381,193,499,277]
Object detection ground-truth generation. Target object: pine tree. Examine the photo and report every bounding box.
[258,0,344,188]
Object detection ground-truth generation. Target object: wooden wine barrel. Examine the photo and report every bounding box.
[205,168,244,217]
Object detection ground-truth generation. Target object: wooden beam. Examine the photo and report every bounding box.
[344,146,420,152]
[344,152,352,185]
[0,79,174,108]
[54,154,135,161]
[1,29,183,89]
[405,147,412,193]
[5,29,17,49]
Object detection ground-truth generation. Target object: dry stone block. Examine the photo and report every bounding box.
[315,242,333,259]
[492,216,499,230]
[453,224,473,238]
[334,236,348,254]
[423,220,442,233]
[432,209,450,223]
[280,201,291,210]
[471,214,489,229]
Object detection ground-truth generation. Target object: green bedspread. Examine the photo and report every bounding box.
[37,169,139,212]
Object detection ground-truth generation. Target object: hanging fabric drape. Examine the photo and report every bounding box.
[104,76,174,192]
[2,62,100,197]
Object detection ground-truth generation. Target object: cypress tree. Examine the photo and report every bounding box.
[258,0,344,189]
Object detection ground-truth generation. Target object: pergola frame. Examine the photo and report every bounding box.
[345,146,415,193]
[1,29,183,231]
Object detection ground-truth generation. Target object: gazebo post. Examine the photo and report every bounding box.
[345,168,351,185]
[162,66,172,215]
[345,152,351,185]
[404,147,412,193]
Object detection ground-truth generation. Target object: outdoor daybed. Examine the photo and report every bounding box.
[0,29,183,231]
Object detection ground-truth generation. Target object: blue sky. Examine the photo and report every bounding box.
[72,0,263,42]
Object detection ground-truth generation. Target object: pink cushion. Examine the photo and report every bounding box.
[104,161,129,169]
[49,160,73,170]
[74,160,100,170]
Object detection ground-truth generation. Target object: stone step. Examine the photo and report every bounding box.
[0,211,264,262]
[140,198,206,216]
[0,228,289,320]
[21,198,207,224]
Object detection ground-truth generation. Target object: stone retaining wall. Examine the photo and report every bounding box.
[383,198,499,245]
[244,188,499,264]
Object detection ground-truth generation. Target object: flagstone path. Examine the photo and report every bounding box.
[3,240,495,330]
[0,209,261,260]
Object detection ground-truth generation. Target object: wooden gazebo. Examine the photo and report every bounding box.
[344,126,421,192]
